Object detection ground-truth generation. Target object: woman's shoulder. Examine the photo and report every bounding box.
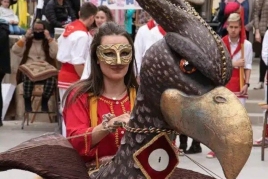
[67,88,89,101]
[64,85,88,103]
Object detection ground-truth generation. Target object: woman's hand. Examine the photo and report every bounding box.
[25,29,33,39]
[44,30,52,40]
[255,31,262,43]
[108,113,130,128]
[240,85,248,95]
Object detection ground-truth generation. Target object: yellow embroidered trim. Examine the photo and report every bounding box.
[89,88,136,127]
[99,96,128,147]
[129,88,136,110]
[115,130,120,148]
[87,88,136,166]
[133,133,179,179]
[89,96,98,127]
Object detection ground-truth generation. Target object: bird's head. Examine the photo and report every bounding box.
[136,0,253,179]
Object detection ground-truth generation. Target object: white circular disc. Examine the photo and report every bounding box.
[148,148,169,171]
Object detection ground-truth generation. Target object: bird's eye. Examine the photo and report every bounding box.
[179,59,196,74]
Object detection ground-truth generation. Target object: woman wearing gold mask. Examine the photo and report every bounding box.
[62,22,138,167]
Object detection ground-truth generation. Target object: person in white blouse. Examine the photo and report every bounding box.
[57,3,97,137]
[134,19,156,76]
[207,13,253,158]
[262,30,268,66]
[0,0,25,34]
[223,13,253,105]
[134,19,167,83]
[261,29,268,101]
[254,29,268,145]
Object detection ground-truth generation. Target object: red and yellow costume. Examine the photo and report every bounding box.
[63,88,136,163]
[58,20,89,89]
[223,37,244,95]
[222,5,247,98]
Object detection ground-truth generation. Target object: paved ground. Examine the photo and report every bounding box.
[0,121,267,179]
[0,59,268,179]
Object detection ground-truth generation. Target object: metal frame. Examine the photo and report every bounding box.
[21,86,59,129]
[261,111,268,161]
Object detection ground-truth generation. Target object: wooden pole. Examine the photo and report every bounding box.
[239,43,245,90]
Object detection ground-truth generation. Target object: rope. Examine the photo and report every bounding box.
[183,153,224,179]
[0,129,103,154]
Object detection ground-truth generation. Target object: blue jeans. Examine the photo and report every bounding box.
[9,24,25,35]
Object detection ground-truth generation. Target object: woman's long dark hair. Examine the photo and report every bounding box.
[64,22,139,105]
[16,20,57,83]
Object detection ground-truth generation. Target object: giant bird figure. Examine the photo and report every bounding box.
[0,0,252,179]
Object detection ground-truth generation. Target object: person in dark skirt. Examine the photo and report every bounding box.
[0,20,11,126]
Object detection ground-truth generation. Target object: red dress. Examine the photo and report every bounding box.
[63,93,131,163]
[222,36,246,98]
[58,20,88,89]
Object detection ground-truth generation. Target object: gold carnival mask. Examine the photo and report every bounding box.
[96,44,132,65]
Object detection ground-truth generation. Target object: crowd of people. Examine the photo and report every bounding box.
[0,0,268,176]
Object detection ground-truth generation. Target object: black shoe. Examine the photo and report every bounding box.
[24,97,32,112]
[0,120,3,127]
[178,134,188,155]
[178,144,187,156]
[41,96,49,112]
[185,145,202,154]
[179,144,187,153]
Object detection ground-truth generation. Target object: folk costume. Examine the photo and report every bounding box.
[135,20,167,75]
[65,41,137,167]
[57,20,93,136]
[80,29,96,80]
[255,29,268,143]
[222,7,253,106]
[63,88,136,164]
[0,1,254,177]
[149,25,166,42]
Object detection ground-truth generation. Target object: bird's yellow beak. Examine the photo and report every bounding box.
[160,86,252,179]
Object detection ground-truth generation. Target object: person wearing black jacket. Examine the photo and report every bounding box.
[45,0,76,36]
[9,0,17,5]
[0,20,11,127]
[68,0,80,19]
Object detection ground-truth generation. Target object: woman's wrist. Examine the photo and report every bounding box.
[256,29,260,34]
[48,38,54,43]
[19,37,26,42]
[102,113,117,133]
[17,36,26,47]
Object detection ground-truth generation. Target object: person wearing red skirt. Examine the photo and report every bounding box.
[207,12,253,158]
